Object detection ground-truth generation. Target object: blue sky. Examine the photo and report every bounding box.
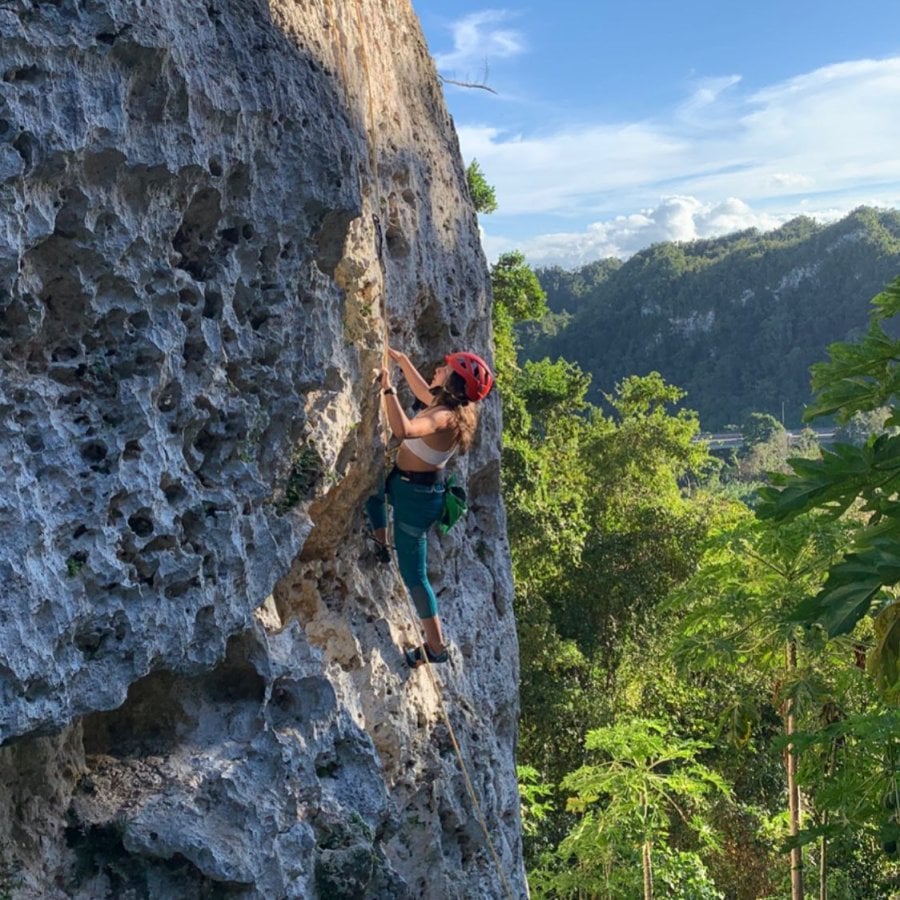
[410,1,900,267]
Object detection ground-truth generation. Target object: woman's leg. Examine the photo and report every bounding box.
[365,472,393,560]
[393,525,439,622]
[421,615,445,653]
[365,481,388,535]
[391,480,447,654]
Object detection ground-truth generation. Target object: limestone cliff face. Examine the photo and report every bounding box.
[0,0,523,896]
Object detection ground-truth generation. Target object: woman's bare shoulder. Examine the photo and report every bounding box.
[410,404,455,433]
[421,404,455,424]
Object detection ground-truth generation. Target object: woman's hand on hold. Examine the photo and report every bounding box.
[379,367,393,391]
[385,348,434,405]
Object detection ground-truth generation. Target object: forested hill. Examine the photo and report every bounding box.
[522,207,900,429]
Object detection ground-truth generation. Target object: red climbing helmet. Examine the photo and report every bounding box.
[445,351,494,402]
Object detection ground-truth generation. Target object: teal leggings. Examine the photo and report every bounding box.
[365,468,445,619]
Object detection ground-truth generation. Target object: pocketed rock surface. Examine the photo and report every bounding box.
[0,0,522,896]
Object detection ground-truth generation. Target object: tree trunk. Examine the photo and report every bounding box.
[819,829,827,899]
[786,639,804,900]
[642,840,653,900]
[819,738,838,899]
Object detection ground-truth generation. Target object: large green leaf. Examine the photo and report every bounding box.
[800,278,900,424]
[758,444,873,521]
[759,433,900,524]
[871,276,900,320]
[789,542,900,636]
[792,583,879,637]
[868,601,900,702]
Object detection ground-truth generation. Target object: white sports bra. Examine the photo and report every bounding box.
[402,437,457,468]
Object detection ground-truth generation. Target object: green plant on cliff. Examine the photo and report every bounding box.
[0,854,22,900]
[276,443,325,513]
[465,159,498,214]
[66,553,87,578]
[518,764,555,837]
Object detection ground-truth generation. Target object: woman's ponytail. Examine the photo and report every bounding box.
[432,372,479,453]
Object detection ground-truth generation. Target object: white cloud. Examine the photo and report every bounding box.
[458,122,690,215]
[694,197,779,236]
[768,172,816,189]
[485,196,809,268]
[678,74,742,119]
[460,57,900,265]
[433,10,525,77]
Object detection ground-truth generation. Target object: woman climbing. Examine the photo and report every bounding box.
[366,346,493,668]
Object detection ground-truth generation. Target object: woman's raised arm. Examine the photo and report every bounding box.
[379,366,452,440]
[388,347,435,405]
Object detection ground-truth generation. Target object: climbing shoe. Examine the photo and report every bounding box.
[371,537,391,564]
[404,644,449,667]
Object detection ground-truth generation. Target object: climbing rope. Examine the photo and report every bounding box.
[347,0,394,460]
[325,0,391,443]
[324,4,516,896]
[398,593,517,900]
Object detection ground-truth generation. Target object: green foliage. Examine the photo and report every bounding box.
[784,708,900,880]
[835,407,894,446]
[465,159,498,214]
[66,552,87,578]
[742,412,785,446]
[803,279,900,423]
[276,443,324,512]
[518,765,555,837]
[870,602,900,703]
[534,259,623,314]
[492,251,547,325]
[511,370,715,787]
[759,277,900,657]
[653,848,724,900]
[567,720,730,824]
[599,372,712,509]
[496,225,900,896]
[664,505,900,893]
[668,513,849,683]
[535,720,729,898]
[491,250,548,400]
[737,431,793,482]
[498,358,722,889]
[518,357,592,424]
